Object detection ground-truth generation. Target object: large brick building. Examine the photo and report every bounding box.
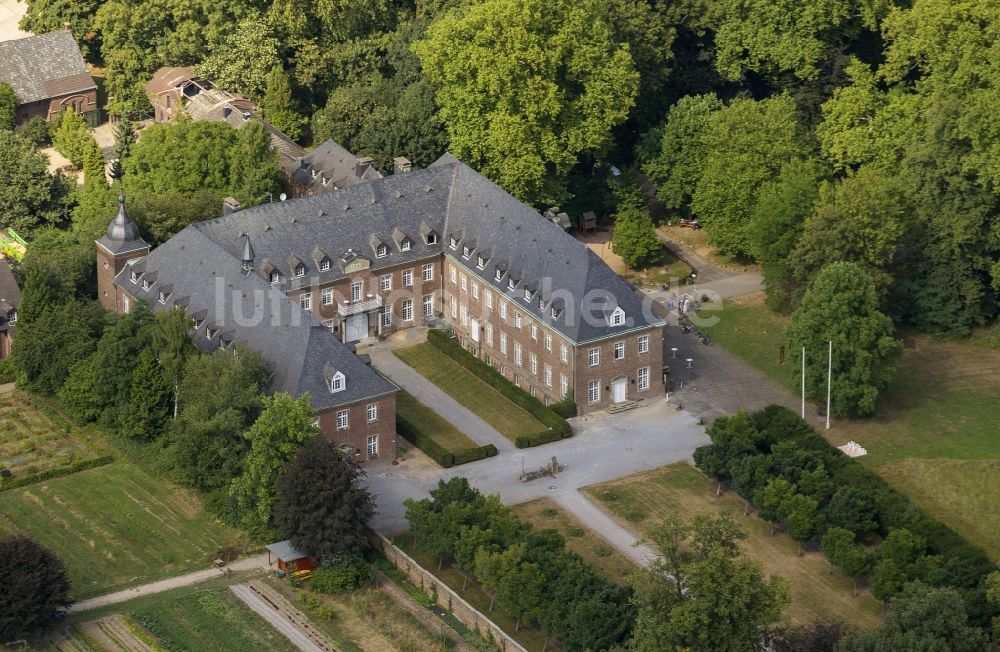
[0,31,98,125]
[98,154,665,458]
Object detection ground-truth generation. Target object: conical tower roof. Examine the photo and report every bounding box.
[97,193,149,254]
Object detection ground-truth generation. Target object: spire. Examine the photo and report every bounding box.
[106,193,141,242]
[241,234,255,272]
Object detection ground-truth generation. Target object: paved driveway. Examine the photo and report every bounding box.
[366,398,709,563]
[0,0,28,43]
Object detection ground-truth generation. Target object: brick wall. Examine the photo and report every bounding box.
[315,393,397,462]
[573,327,664,413]
[376,534,527,652]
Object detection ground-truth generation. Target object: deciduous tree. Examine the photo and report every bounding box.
[0,130,71,233]
[195,13,280,100]
[0,82,16,131]
[120,347,172,440]
[612,205,662,269]
[52,108,90,168]
[0,536,71,640]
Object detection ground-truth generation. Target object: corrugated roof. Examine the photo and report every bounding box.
[0,31,94,104]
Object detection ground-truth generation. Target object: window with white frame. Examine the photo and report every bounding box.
[530,385,537,398]
[486,291,493,309]
[500,301,507,320]
[614,341,625,360]
[589,347,600,366]
[560,374,568,397]
[638,334,650,354]
[544,332,552,351]
[270,270,281,284]
[300,293,312,311]
[158,290,167,304]
[142,279,150,291]
[508,278,516,290]
[495,268,503,281]
[588,380,600,403]
[351,281,363,302]
[376,243,388,258]
[123,295,130,313]
[402,269,413,287]
[423,293,434,317]
[294,264,305,278]
[486,323,493,345]
[609,306,625,326]
[322,287,334,305]
[450,297,458,318]
[336,409,349,430]
[460,304,468,326]
[514,312,522,328]
[380,306,392,327]
[320,258,331,271]
[477,255,486,269]
[427,232,438,245]
[367,403,378,421]
[422,263,434,281]
[561,343,568,363]
[638,366,650,390]
[400,238,411,251]
[472,283,479,300]
[500,332,508,354]
[523,288,532,302]
[367,434,378,457]
[402,298,413,322]
[449,236,458,249]
[460,273,467,291]
[462,246,471,258]
[380,274,392,292]
[544,364,552,387]
[514,342,522,366]
[130,271,138,284]
[329,371,345,393]
[530,352,538,375]
[530,323,537,340]
[450,266,457,284]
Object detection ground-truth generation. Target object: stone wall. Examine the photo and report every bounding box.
[376,534,527,652]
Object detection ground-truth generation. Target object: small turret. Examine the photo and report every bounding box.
[106,193,142,243]
[241,234,255,273]
[96,193,150,312]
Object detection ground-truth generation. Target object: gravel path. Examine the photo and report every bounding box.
[230,584,332,652]
[68,554,270,613]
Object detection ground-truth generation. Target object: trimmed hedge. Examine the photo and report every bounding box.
[0,454,115,491]
[397,412,497,468]
[426,329,572,448]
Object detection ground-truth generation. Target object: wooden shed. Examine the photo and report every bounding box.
[265,540,316,572]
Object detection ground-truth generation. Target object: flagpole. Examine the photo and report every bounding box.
[801,347,805,419]
[826,340,832,430]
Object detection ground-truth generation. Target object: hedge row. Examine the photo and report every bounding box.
[397,413,497,468]
[0,454,115,491]
[426,329,572,448]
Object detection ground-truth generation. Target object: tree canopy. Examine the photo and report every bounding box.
[0,536,71,640]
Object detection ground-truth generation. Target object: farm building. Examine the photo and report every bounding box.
[266,540,315,572]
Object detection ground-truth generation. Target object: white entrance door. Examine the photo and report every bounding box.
[345,314,368,342]
[611,377,627,403]
[470,318,480,342]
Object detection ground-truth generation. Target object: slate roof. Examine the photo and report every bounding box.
[96,195,150,255]
[113,227,397,412]
[192,155,662,344]
[0,31,95,104]
[284,139,383,193]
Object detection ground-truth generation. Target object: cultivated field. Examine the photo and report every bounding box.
[583,462,884,630]
[510,497,636,584]
[396,390,482,456]
[702,293,1000,561]
[395,343,545,442]
[0,390,105,477]
[0,463,244,599]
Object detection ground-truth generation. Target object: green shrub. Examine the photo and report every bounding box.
[0,455,114,491]
[16,116,52,146]
[396,413,497,468]
[426,329,572,447]
[311,557,368,593]
[0,358,17,383]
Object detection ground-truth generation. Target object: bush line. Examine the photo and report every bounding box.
[396,413,498,468]
[0,455,115,491]
[425,329,572,448]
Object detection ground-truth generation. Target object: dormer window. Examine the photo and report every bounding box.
[329,371,345,393]
[206,327,217,339]
[477,256,486,269]
[320,258,331,272]
[294,264,305,278]
[426,232,438,245]
[508,278,516,291]
[523,288,533,302]
[462,246,471,259]
[130,271,138,284]
[142,279,151,291]
[376,243,388,258]
[539,300,547,311]
[495,268,503,282]
[400,238,412,252]
[269,270,281,284]
[8,310,15,324]
[194,318,205,329]
[449,237,458,249]
[609,306,625,326]
[158,290,168,304]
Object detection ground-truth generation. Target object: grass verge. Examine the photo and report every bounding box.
[510,497,636,585]
[396,390,482,454]
[583,462,883,630]
[0,462,244,599]
[395,343,545,442]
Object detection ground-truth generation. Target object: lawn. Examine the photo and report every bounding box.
[395,343,545,441]
[129,585,297,652]
[510,498,636,585]
[0,462,245,599]
[0,390,106,477]
[583,462,884,630]
[657,223,757,272]
[621,248,693,289]
[702,292,1000,561]
[396,390,482,455]
[394,533,550,652]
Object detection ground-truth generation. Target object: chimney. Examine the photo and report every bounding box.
[355,157,374,177]
[393,157,412,174]
[223,197,241,215]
